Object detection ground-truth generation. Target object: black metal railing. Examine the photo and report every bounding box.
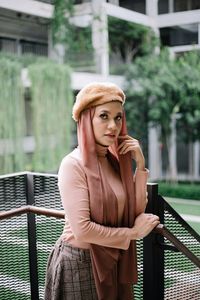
[0,172,199,300]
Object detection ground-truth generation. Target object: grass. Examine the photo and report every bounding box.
[187,221,200,234]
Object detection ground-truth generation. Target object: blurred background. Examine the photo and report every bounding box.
[0,0,200,228]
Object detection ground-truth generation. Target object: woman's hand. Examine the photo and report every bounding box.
[130,213,160,240]
[118,135,145,170]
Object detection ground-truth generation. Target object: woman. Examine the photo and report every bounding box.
[45,82,160,300]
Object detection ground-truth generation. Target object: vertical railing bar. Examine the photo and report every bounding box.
[143,183,164,300]
[26,173,39,300]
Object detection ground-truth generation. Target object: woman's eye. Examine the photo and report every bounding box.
[115,115,122,121]
[100,113,108,120]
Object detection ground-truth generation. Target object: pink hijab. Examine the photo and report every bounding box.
[77,107,137,300]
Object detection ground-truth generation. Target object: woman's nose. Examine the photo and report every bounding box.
[108,119,117,130]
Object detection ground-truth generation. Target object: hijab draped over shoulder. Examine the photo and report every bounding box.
[77,107,137,300]
[73,82,138,299]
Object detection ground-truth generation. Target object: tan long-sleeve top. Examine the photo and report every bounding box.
[58,146,148,250]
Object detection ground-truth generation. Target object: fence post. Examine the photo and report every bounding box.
[26,173,39,300]
[143,183,164,300]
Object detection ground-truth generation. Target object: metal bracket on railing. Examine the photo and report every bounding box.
[153,224,200,269]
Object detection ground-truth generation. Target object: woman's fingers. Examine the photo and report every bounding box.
[133,213,160,240]
[118,137,139,153]
[118,135,145,169]
[118,142,139,154]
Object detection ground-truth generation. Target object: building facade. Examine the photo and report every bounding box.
[0,0,200,180]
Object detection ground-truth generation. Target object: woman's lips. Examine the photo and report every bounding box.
[104,134,116,138]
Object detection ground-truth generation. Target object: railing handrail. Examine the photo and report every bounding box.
[0,170,58,179]
[0,205,199,269]
[0,205,64,220]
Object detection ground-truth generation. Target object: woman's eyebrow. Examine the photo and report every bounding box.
[99,110,110,114]
[99,110,123,115]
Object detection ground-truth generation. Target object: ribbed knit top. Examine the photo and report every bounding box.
[58,145,148,250]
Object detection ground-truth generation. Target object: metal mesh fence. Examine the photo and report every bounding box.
[33,174,65,299]
[162,196,200,300]
[134,240,144,299]
[0,173,199,300]
[0,173,30,299]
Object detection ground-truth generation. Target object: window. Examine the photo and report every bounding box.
[119,0,145,14]
[0,37,48,56]
[0,37,17,53]
[174,0,200,12]
[158,0,200,14]
[21,40,48,56]
[158,0,169,14]
[160,23,198,47]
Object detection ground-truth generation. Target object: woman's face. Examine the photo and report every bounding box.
[92,101,123,147]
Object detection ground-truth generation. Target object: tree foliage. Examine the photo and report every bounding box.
[108,17,159,64]
[0,58,25,174]
[28,61,73,172]
[0,54,73,174]
[52,0,93,55]
[175,51,200,142]
[52,0,75,46]
[125,49,200,170]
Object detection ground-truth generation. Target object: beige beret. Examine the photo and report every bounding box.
[72,82,126,121]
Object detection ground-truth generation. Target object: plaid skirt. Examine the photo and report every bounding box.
[44,238,98,300]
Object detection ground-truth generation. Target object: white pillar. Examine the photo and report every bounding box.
[168,114,177,180]
[189,142,193,176]
[146,3,161,180]
[146,0,158,17]
[91,0,109,75]
[148,125,162,180]
[193,141,200,179]
[48,26,65,63]
[146,0,160,53]
[169,0,174,13]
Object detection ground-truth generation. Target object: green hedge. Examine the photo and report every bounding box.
[157,182,200,200]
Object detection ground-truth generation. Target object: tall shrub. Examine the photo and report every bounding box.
[28,62,73,172]
[0,58,25,174]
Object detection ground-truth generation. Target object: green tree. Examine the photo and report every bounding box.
[108,17,159,64]
[125,49,178,163]
[52,0,93,62]
[52,0,75,46]
[175,51,200,143]
[125,49,200,174]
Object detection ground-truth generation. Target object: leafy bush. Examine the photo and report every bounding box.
[158,182,200,200]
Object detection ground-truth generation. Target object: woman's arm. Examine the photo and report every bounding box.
[134,168,149,216]
[58,155,135,250]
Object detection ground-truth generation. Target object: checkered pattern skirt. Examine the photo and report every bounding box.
[44,238,98,300]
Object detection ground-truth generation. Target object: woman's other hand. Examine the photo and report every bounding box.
[130,213,160,240]
[118,135,145,170]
